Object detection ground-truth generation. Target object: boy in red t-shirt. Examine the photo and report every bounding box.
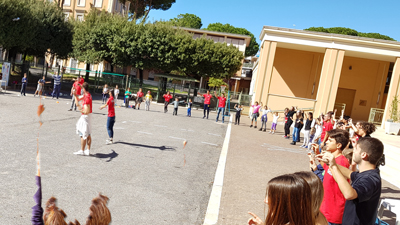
[163,91,173,113]
[317,129,350,225]
[200,90,213,119]
[214,91,227,123]
[320,113,334,148]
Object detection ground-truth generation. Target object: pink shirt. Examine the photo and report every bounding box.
[252,105,261,114]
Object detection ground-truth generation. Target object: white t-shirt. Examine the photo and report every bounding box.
[315,124,323,138]
[114,89,119,96]
[272,115,279,123]
[262,109,271,116]
[103,87,108,94]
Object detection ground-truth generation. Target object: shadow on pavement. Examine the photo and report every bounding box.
[90,149,118,162]
[115,141,176,151]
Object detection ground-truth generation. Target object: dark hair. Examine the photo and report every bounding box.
[82,82,89,92]
[109,89,115,98]
[265,174,314,225]
[294,172,323,219]
[308,112,313,120]
[327,129,350,150]
[343,116,351,121]
[357,137,384,166]
[337,121,345,127]
[359,121,377,135]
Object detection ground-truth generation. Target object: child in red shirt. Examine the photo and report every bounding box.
[163,91,173,113]
[318,129,350,225]
[135,88,144,110]
[100,89,116,144]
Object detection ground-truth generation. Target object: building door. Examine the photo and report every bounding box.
[335,88,356,117]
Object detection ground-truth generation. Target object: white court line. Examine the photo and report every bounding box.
[169,136,186,140]
[203,114,232,225]
[114,127,125,130]
[130,121,142,123]
[137,131,152,135]
[201,142,218,146]
[208,133,222,137]
[122,121,127,123]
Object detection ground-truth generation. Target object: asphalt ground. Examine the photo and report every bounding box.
[0,90,228,225]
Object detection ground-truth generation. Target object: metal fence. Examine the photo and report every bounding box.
[369,108,385,125]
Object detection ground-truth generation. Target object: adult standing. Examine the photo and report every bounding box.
[74,82,93,156]
[51,72,62,99]
[114,85,119,105]
[100,89,115,145]
[163,91,173,113]
[284,106,296,139]
[68,76,82,111]
[214,91,227,123]
[20,73,27,96]
[320,113,334,148]
[201,90,213,119]
[135,88,144,110]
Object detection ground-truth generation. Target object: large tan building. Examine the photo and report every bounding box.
[60,0,129,20]
[251,26,400,126]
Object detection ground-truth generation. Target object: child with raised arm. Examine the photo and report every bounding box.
[269,112,280,134]
[234,104,243,125]
[170,97,185,116]
[145,90,152,111]
[100,89,115,144]
[187,99,193,117]
[259,105,272,132]
[135,88,144,110]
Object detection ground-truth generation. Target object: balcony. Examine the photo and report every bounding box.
[242,62,254,68]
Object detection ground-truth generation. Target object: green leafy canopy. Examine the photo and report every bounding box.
[304,27,396,41]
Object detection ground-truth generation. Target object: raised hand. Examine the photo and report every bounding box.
[247,212,264,225]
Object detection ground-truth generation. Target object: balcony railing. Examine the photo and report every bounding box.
[242,62,254,68]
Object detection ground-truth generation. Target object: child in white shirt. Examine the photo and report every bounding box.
[269,112,280,134]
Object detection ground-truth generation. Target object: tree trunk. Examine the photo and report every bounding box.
[85,63,90,82]
[139,68,143,87]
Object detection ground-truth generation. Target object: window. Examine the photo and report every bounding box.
[76,13,84,21]
[64,0,71,6]
[93,0,102,7]
[77,0,85,7]
[63,12,70,21]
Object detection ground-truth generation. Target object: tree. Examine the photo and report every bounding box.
[208,77,227,90]
[305,27,396,41]
[204,23,259,57]
[122,0,176,22]
[168,13,202,29]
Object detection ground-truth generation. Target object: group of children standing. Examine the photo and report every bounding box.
[246,102,280,134]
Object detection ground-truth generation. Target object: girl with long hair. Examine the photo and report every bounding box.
[294,171,328,225]
[248,174,315,225]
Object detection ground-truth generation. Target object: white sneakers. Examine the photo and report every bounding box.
[73,150,90,155]
[106,139,113,145]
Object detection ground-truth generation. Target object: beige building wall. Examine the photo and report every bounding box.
[337,56,389,121]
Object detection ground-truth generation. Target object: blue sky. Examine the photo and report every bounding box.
[148,0,400,44]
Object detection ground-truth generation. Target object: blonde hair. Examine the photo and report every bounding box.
[85,194,111,225]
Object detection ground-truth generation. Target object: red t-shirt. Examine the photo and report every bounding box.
[203,94,212,104]
[217,97,226,108]
[163,94,172,102]
[320,155,350,224]
[321,121,333,141]
[107,96,115,117]
[73,81,81,95]
[137,91,144,98]
[82,93,92,115]
[79,78,84,84]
